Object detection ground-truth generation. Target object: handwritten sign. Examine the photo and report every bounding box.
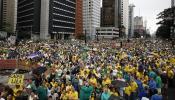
[8,74,24,85]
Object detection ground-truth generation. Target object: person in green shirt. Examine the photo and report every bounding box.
[80,82,94,100]
[37,83,48,100]
[155,73,162,94]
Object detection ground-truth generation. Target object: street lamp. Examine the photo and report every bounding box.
[85,29,87,44]
[96,30,99,41]
[30,26,33,40]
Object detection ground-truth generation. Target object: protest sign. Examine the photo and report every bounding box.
[8,74,24,85]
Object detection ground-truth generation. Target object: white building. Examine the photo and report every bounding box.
[121,0,129,35]
[96,27,119,39]
[128,4,135,38]
[83,0,101,39]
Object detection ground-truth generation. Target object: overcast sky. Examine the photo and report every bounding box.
[129,0,171,34]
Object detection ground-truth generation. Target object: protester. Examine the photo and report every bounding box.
[0,39,174,100]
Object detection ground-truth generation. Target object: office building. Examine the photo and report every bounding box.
[128,4,135,38]
[134,16,144,36]
[121,0,129,36]
[17,0,41,39]
[17,0,76,40]
[49,0,76,40]
[83,0,101,39]
[0,0,17,32]
[98,0,121,39]
[75,0,83,38]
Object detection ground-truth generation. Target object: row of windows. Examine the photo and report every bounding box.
[18,13,33,19]
[53,7,75,14]
[53,13,75,20]
[53,0,75,9]
[53,8,75,18]
[52,25,75,30]
[18,7,34,14]
[17,21,33,27]
[18,2,34,12]
[17,14,33,22]
[17,19,33,24]
[53,0,75,7]
[18,0,34,8]
[17,9,34,18]
[53,14,75,22]
[53,19,75,24]
[52,27,74,33]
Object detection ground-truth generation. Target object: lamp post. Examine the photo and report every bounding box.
[85,29,87,44]
[96,30,99,41]
[30,26,33,40]
[171,6,175,48]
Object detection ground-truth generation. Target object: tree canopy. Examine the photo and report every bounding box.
[156,7,175,39]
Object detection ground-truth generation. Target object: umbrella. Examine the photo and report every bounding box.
[111,79,127,88]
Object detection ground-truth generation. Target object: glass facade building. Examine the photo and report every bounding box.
[17,0,76,40]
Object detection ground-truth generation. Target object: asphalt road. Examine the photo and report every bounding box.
[168,87,175,100]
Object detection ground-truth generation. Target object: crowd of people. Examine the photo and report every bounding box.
[0,39,174,100]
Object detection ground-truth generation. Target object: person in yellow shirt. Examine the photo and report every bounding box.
[60,90,68,100]
[130,80,138,93]
[167,67,174,87]
[110,88,119,96]
[102,76,111,86]
[142,74,149,86]
[50,79,55,87]
[68,87,78,100]
[130,80,138,100]
[167,67,174,79]
[124,83,132,100]
[13,85,23,97]
[124,65,130,73]
[89,75,97,87]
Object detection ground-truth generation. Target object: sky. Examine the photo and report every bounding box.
[129,0,171,34]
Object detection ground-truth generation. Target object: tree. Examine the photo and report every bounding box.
[156,25,171,38]
[156,7,174,39]
[119,25,126,38]
[133,32,141,38]
[2,22,13,33]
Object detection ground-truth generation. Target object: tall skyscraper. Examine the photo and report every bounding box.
[121,0,129,35]
[101,0,121,28]
[128,4,135,38]
[83,0,101,39]
[0,0,17,32]
[75,0,83,38]
[17,0,76,40]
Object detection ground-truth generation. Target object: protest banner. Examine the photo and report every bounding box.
[8,74,24,85]
[0,59,17,69]
[0,59,34,70]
